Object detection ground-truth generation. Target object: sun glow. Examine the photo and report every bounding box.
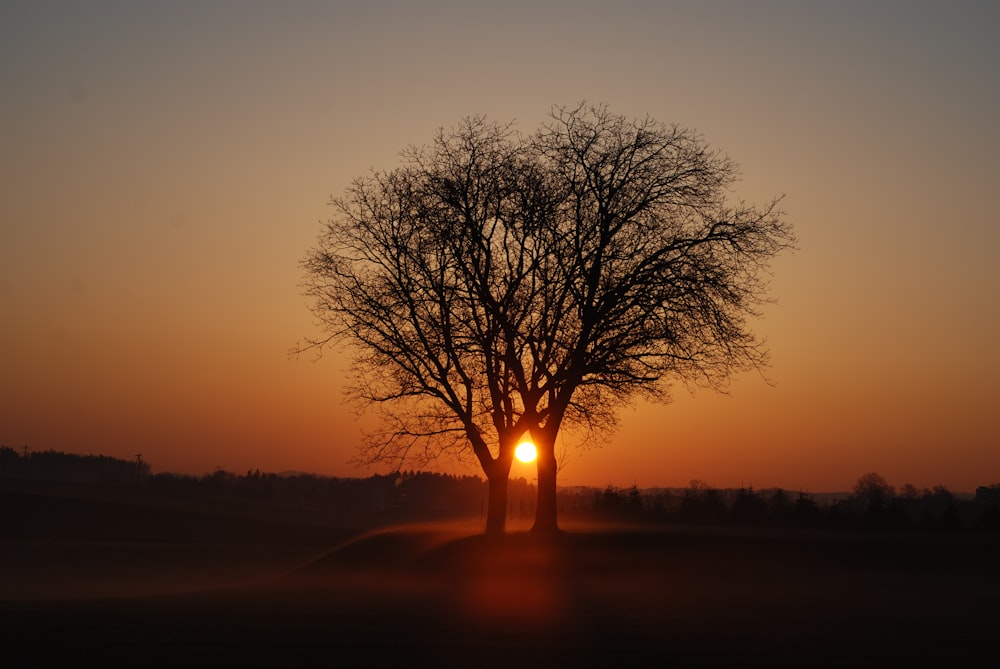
[515,441,537,463]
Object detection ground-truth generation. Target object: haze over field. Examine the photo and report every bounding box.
[2,1,998,492]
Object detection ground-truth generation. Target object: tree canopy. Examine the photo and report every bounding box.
[301,104,795,533]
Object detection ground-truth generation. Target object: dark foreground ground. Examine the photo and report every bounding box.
[2,489,999,667]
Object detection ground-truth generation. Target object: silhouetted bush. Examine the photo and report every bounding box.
[592,485,645,522]
[678,482,728,525]
[974,485,1000,532]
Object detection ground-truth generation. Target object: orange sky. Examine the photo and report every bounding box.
[2,1,998,492]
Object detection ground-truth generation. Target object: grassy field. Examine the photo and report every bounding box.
[2,485,998,667]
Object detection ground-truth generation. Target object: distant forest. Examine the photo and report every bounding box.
[2,447,999,533]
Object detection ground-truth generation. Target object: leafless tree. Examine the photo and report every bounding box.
[854,472,896,512]
[300,104,795,534]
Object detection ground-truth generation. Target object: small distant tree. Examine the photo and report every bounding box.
[731,487,767,526]
[301,103,794,534]
[794,492,822,527]
[679,480,728,525]
[853,472,895,514]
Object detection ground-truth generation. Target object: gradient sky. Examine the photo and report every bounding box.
[2,1,998,492]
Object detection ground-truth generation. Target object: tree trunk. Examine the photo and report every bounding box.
[532,442,559,534]
[485,466,510,535]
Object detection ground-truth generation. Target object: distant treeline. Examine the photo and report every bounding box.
[0,447,149,485]
[3,448,998,532]
[148,467,498,521]
[579,478,1000,533]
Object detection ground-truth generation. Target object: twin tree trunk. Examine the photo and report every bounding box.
[485,461,558,535]
[483,436,559,535]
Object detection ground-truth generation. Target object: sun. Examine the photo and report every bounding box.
[514,441,537,463]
